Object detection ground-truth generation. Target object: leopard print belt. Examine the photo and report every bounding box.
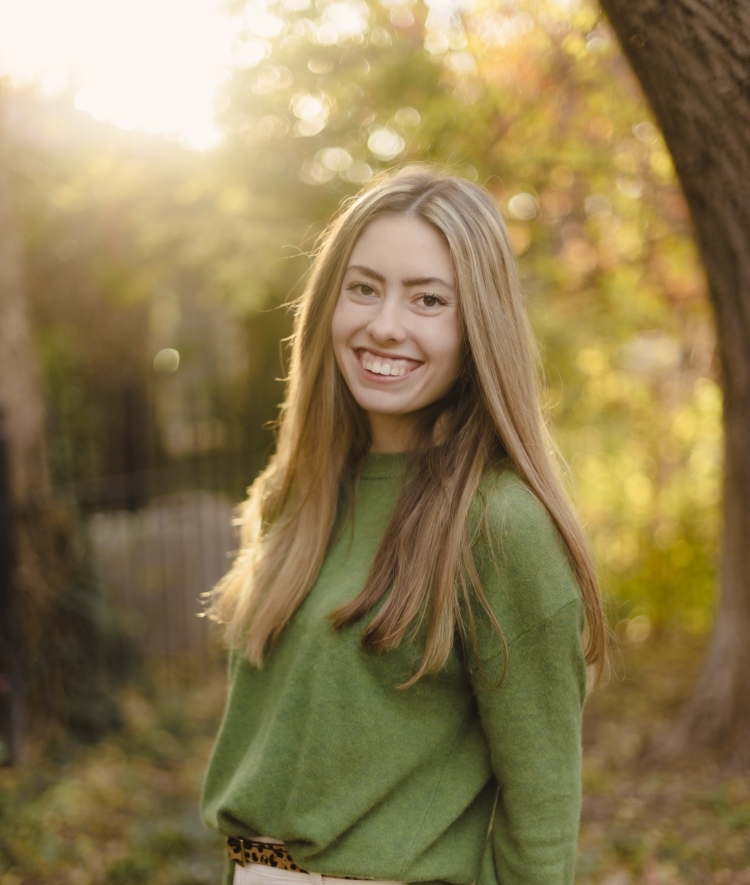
[227,838,306,871]
[226,838,359,879]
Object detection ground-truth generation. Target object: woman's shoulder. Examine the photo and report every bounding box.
[467,465,582,642]
[471,465,554,541]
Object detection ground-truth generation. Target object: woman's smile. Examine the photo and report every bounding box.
[356,348,423,378]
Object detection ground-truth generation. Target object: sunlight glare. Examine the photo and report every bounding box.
[0,0,241,150]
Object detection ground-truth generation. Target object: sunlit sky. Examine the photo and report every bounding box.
[0,0,240,149]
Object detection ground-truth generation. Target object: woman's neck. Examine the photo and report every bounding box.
[367,413,416,453]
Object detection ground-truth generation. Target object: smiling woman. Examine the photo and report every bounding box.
[202,166,607,885]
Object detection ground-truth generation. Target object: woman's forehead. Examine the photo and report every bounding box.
[347,215,455,286]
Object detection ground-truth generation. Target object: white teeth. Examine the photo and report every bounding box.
[360,351,413,376]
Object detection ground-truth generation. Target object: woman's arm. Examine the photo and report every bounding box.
[470,601,586,885]
[466,473,588,885]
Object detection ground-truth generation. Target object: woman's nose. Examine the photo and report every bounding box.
[367,296,406,343]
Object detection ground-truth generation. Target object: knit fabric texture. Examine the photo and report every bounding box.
[201,452,586,885]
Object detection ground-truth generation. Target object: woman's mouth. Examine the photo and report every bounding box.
[357,349,421,377]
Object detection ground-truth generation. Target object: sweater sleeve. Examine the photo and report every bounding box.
[465,473,587,885]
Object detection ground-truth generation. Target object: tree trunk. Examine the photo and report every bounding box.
[0,94,82,752]
[599,0,750,763]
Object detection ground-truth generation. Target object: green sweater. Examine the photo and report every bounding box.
[201,453,586,885]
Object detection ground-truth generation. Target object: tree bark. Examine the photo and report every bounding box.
[598,0,750,763]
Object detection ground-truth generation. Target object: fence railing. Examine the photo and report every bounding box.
[88,487,236,661]
[0,425,255,762]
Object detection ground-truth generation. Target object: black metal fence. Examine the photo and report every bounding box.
[0,381,273,759]
[50,378,268,665]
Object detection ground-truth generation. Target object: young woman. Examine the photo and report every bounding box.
[201,166,606,885]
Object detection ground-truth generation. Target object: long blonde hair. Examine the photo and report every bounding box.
[207,165,606,684]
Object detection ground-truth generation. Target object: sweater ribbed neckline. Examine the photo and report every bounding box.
[359,451,407,480]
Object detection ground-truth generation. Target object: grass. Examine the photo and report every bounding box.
[1,636,748,884]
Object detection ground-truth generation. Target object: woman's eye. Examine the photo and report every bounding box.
[348,282,375,297]
[419,294,443,308]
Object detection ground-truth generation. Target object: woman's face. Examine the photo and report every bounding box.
[331,214,462,453]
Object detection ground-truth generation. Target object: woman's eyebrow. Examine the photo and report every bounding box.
[346,265,454,290]
[402,275,454,290]
[346,264,385,282]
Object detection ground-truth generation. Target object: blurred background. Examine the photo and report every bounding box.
[0,0,739,882]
